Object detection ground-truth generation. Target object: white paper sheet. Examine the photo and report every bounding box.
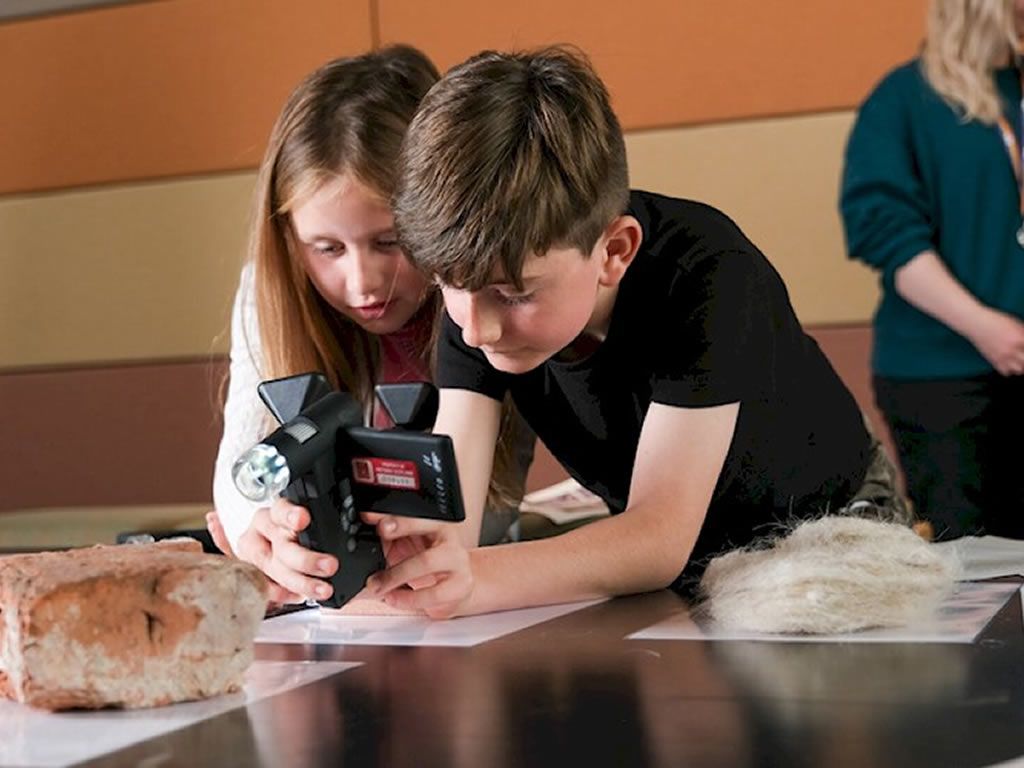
[933,536,1024,580]
[628,581,1019,644]
[1020,586,1024,634]
[983,757,1024,768]
[256,599,604,647]
[0,660,357,768]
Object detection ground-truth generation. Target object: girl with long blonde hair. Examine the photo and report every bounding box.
[211,47,530,604]
[841,0,1024,540]
[922,0,1022,122]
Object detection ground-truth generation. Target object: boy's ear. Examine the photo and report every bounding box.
[598,215,642,287]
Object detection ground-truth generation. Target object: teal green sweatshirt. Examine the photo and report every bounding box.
[840,59,1024,379]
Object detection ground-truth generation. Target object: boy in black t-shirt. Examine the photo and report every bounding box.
[258,47,908,617]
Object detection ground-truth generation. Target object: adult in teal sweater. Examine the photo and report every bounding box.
[840,0,1024,540]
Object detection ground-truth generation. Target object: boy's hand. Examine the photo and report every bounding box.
[362,512,473,619]
[376,528,439,591]
[235,498,338,605]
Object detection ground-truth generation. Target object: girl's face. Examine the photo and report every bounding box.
[290,175,430,335]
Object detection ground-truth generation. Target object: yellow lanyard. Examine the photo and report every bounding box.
[995,68,1024,246]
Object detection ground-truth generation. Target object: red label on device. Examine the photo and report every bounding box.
[351,457,421,490]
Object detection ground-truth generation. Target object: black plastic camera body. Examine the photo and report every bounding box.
[233,372,464,608]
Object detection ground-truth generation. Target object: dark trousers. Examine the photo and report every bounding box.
[874,373,1024,540]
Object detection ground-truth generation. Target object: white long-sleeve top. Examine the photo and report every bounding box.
[212,265,271,552]
[212,266,529,551]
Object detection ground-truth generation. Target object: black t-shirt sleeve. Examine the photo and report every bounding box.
[435,311,510,401]
[651,250,780,407]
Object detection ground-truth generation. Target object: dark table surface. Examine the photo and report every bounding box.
[69,585,1024,768]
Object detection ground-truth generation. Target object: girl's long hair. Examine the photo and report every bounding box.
[248,46,439,405]
[922,0,1019,124]
[244,45,528,510]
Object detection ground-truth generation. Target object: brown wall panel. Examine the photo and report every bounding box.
[379,0,927,131]
[0,359,226,513]
[4,327,900,514]
[0,0,372,196]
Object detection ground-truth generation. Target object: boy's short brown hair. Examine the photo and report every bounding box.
[394,46,629,291]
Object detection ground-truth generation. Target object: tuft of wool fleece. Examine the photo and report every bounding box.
[699,516,959,634]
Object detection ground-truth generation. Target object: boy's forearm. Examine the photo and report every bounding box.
[464,505,694,614]
[433,389,502,548]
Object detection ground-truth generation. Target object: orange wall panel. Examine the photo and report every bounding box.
[0,0,372,195]
[379,0,928,130]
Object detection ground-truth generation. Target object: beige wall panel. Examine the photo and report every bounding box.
[3,115,882,368]
[626,112,879,326]
[1,173,256,368]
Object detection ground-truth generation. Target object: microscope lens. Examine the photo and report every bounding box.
[232,443,290,502]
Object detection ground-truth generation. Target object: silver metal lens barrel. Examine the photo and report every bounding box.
[232,443,291,502]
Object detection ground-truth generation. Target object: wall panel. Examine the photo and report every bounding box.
[0,360,226,512]
[627,111,879,325]
[0,0,372,195]
[2,108,883,372]
[0,173,254,368]
[379,0,927,131]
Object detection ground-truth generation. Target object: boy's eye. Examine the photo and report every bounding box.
[376,239,400,250]
[495,290,534,306]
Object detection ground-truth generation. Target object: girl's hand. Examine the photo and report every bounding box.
[234,498,338,605]
[205,510,235,557]
[362,513,474,619]
[968,308,1024,376]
